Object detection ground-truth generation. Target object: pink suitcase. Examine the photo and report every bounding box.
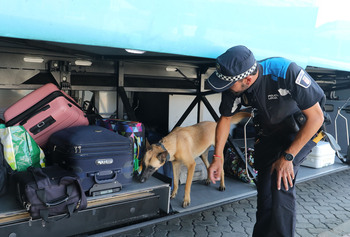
[4,83,89,147]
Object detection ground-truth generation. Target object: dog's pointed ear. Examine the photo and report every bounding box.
[145,138,151,150]
[157,151,169,163]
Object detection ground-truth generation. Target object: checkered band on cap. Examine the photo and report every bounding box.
[216,62,257,82]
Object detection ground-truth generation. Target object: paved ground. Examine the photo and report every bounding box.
[120,169,350,237]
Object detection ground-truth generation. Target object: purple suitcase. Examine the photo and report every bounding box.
[46,125,134,196]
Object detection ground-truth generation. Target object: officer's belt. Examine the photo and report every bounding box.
[255,111,306,137]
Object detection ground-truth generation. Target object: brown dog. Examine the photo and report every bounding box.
[139,112,251,207]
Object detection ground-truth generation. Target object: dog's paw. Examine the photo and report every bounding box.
[170,192,177,199]
[219,186,226,191]
[182,199,190,208]
[205,179,211,186]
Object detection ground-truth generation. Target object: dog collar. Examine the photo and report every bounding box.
[156,142,171,161]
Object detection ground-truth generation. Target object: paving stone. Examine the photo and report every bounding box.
[295,228,314,237]
[325,222,342,230]
[318,231,342,237]
[215,216,228,223]
[229,224,246,233]
[167,218,181,226]
[154,223,171,232]
[192,229,208,236]
[231,231,248,237]
[308,227,329,235]
[168,230,194,237]
[222,232,237,237]
[244,227,254,236]
[138,225,154,236]
[207,231,224,236]
[221,204,234,213]
[296,222,315,229]
[153,230,169,237]
[180,221,193,229]
[156,222,180,232]
[296,216,309,224]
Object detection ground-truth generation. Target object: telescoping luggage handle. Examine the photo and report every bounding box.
[88,170,125,197]
[28,167,87,222]
[6,90,84,127]
[89,170,119,184]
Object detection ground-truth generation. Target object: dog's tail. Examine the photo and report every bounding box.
[230,111,252,124]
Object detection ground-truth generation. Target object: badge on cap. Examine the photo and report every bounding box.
[295,70,311,88]
[216,63,221,73]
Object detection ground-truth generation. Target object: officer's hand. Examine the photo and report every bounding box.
[270,158,295,191]
[209,158,223,184]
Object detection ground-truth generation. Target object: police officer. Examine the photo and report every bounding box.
[206,45,325,237]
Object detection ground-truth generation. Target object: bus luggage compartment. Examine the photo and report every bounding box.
[0,177,170,237]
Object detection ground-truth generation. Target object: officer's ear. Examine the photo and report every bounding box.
[245,75,257,86]
[244,76,253,85]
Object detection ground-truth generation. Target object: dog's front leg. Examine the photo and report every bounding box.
[219,168,225,191]
[200,149,211,186]
[171,161,181,199]
[183,161,196,208]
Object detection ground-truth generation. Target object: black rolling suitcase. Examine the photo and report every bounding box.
[46,125,134,196]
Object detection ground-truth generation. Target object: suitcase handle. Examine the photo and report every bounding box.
[45,195,70,207]
[19,105,50,126]
[35,182,75,207]
[6,90,83,127]
[93,170,118,184]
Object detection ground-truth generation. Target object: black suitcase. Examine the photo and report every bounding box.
[46,125,134,196]
[96,119,146,174]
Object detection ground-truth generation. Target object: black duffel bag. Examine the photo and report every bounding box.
[14,166,87,224]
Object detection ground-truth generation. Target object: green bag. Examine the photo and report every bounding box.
[0,124,45,171]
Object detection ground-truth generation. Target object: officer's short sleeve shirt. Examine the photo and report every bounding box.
[218,58,324,125]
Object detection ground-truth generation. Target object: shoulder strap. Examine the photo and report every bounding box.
[60,176,87,210]
[28,167,51,189]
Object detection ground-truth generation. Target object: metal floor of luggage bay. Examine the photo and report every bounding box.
[169,157,350,214]
[170,138,350,213]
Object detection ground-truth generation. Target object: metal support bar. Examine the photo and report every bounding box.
[197,100,201,124]
[172,96,201,130]
[123,87,197,94]
[200,95,220,121]
[117,61,125,119]
[117,86,137,121]
[197,72,202,124]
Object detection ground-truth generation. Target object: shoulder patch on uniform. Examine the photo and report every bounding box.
[295,70,311,88]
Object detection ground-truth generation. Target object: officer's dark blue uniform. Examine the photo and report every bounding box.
[219,57,325,236]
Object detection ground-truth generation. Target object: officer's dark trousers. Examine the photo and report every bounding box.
[252,139,316,237]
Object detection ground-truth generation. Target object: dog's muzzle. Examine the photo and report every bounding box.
[139,166,156,183]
